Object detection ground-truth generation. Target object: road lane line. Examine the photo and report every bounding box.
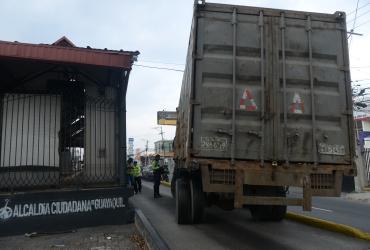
[312,206,333,213]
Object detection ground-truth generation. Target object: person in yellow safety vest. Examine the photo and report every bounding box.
[133,161,142,194]
[127,158,136,191]
[151,154,162,198]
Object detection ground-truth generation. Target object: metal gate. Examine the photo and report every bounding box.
[363,148,370,185]
[0,87,119,191]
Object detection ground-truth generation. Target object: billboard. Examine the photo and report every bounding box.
[128,138,134,157]
[157,111,177,126]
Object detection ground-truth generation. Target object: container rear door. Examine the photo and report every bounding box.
[192,8,273,161]
[275,13,352,164]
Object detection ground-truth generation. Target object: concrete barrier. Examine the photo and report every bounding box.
[286,212,370,242]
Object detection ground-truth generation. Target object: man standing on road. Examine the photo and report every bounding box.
[151,154,162,198]
[127,158,136,191]
[133,161,142,194]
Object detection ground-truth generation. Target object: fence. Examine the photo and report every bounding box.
[363,148,370,185]
[0,87,120,192]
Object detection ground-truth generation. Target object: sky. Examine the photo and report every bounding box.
[0,0,369,151]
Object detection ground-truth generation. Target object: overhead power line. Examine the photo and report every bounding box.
[348,0,360,41]
[347,8,370,23]
[347,1,370,16]
[133,64,184,72]
[353,18,370,29]
[140,60,184,66]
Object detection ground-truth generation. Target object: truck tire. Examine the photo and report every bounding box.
[171,167,180,198]
[248,186,287,221]
[190,179,205,223]
[176,178,191,224]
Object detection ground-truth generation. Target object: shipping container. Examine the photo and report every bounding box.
[173,1,355,224]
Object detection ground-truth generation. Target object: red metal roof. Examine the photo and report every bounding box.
[0,38,139,69]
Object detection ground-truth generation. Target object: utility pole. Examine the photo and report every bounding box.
[145,140,148,166]
[153,126,166,163]
[159,126,165,159]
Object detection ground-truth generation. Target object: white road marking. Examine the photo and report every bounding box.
[312,206,333,213]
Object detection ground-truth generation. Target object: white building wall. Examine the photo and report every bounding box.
[362,120,370,132]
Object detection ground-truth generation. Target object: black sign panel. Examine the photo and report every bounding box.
[0,187,134,236]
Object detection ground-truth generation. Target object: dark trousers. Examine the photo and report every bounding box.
[134,177,142,193]
[153,171,161,197]
[127,175,136,190]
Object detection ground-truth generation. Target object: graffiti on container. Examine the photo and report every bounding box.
[290,93,304,114]
[318,143,345,156]
[201,137,228,151]
[239,88,257,111]
[0,197,126,221]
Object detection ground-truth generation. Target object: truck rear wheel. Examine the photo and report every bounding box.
[176,178,191,224]
[190,179,205,223]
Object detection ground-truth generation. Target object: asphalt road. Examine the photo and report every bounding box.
[131,181,370,250]
[289,195,370,233]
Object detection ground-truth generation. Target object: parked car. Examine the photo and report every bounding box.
[141,165,153,181]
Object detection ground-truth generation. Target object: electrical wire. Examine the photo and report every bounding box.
[133,64,184,72]
[348,0,360,41]
[347,1,370,16]
[353,18,370,29]
[140,60,184,66]
[347,8,370,23]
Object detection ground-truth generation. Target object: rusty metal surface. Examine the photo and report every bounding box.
[0,40,138,69]
[199,158,345,209]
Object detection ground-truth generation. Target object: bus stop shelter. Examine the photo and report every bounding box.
[0,37,139,235]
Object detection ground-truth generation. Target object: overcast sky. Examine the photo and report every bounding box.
[0,0,369,151]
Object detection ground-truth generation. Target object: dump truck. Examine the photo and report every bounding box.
[172,0,355,224]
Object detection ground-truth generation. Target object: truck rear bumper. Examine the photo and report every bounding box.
[198,159,354,211]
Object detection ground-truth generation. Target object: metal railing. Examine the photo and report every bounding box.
[0,90,119,192]
[363,148,370,185]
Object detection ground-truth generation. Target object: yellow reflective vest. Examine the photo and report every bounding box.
[133,164,142,177]
[151,160,160,172]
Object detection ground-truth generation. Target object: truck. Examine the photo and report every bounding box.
[172,0,355,224]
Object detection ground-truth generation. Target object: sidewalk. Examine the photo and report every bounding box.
[342,190,370,204]
[0,224,146,250]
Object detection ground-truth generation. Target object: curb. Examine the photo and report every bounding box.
[285,212,370,242]
[134,209,170,250]
[161,181,171,187]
